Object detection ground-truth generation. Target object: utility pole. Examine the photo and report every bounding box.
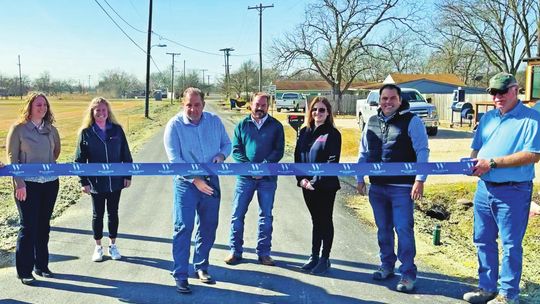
[166,52,181,104]
[248,3,273,92]
[88,75,91,93]
[200,69,208,85]
[207,75,210,86]
[144,0,153,118]
[17,55,23,99]
[219,48,234,98]
[183,60,186,94]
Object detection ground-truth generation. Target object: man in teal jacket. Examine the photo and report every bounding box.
[224,92,285,266]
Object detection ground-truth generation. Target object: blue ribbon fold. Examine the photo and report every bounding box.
[0,161,475,177]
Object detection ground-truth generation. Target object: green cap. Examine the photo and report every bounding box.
[487,72,517,93]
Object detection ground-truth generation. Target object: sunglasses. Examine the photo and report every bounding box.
[311,107,326,113]
[488,86,515,96]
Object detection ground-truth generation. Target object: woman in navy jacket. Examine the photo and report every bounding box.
[75,97,132,262]
[294,96,342,275]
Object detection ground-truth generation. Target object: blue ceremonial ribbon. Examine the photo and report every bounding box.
[0,161,475,177]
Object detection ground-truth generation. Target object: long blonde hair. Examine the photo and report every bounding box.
[18,92,55,124]
[80,97,120,131]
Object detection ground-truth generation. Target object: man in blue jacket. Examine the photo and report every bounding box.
[224,92,285,266]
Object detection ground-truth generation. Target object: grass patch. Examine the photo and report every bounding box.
[0,95,181,256]
[344,181,540,303]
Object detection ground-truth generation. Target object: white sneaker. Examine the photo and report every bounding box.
[108,244,122,260]
[92,245,104,262]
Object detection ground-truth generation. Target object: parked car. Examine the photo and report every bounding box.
[275,92,307,112]
[356,88,439,136]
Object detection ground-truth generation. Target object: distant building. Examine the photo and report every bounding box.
[352,73,485,94]
[273,80,366,99]
[0,87,8,99]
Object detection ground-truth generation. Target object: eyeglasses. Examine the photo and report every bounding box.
[311,107,326,113]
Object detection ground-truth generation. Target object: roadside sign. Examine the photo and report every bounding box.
[266,84,277,96]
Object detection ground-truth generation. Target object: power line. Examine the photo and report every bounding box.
[93,0,146,54]
[158,36,257,57]
[97,0,258,58]
[150,56,162,74]
[103,0,146,33]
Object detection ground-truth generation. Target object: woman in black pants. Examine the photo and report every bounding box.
[75,97,132,262]
[6,92,61,285]
[294,96,341,275]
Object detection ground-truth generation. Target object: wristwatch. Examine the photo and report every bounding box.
[489,159,497,169]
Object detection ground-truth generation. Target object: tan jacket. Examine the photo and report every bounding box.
[6,121,61,189]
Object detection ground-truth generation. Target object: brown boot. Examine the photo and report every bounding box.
[224,254,243,265]
[258,255,276,266]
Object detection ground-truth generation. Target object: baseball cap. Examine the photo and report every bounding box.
[486,72,518,94]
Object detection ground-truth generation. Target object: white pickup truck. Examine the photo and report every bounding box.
[275,92,307,112]
[356,88,439,136]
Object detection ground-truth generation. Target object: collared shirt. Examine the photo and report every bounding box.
[357,114,430,184]
[472,101,540,182]
[250,114,268,130]
[163,111,232,179]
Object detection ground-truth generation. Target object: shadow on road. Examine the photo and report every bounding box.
[25,268,387,304]
[50,226,472,302]
[51,226,171,244]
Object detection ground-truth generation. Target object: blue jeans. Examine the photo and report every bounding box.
[473,180,532,300]
[229,176,277,257]
[171,176,220,281]
[368,184,417,279]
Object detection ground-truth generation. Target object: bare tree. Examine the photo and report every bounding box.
[272,0,420,112]
[97,70,143,98]
[422,25,491,86]
[437,0,538,75]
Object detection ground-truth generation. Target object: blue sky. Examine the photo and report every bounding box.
[0,0,309,85]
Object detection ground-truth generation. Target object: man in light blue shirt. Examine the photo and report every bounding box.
[463,73,540,304]
[163,87,231,294]
[356,84,429,293]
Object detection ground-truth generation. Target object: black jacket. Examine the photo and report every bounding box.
[294,122,341,191]
[74,123,133,193]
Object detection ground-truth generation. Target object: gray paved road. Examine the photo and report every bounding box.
[0,102,471,303]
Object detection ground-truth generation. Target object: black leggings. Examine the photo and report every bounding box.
[91,190,122,240]
[302,188,337,258]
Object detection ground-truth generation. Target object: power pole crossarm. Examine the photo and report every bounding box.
[219,48,235,98]
[248,3,274,92]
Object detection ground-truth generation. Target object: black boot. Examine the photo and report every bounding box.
[311,257,330,275]
[301,255,319,271]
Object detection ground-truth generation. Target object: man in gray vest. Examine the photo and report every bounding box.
[356,83,429,293]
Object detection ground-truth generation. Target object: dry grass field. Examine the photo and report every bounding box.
[0,95,158,161]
